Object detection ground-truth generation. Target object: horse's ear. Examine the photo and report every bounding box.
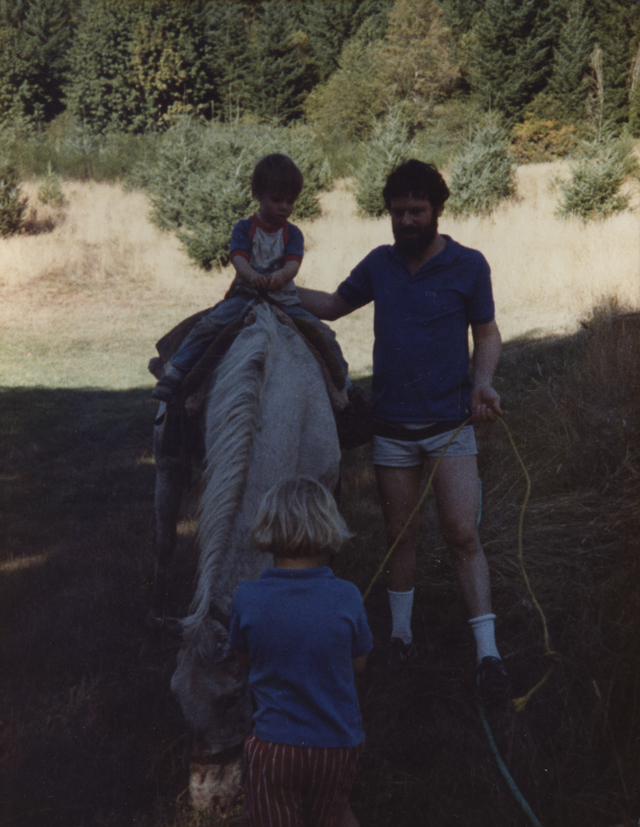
[146,614,184,638]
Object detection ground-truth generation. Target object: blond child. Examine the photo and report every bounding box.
[229,476,372,827]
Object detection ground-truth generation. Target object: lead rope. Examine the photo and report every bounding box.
[361,415,561,827]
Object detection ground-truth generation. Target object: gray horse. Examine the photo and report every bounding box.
[151,303,341,810]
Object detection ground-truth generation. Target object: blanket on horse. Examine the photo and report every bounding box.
[149,300,373,458]
[151,302,347,402]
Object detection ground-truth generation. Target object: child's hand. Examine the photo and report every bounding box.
[268,272,286,292]
[250,272,269,291]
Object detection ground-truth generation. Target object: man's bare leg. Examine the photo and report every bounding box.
[373,465,423,671]
[375,464,423,592]
[427,454,492,618]
[428,454,510,700]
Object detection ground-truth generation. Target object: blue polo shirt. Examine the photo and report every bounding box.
[229,567,372,748]
[337,237,495,422]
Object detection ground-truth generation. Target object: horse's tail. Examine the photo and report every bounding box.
[182,311,270,634]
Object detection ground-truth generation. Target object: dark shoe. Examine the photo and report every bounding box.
[371,637,417,683]
[152,374,182,402]
[475,656,512,706]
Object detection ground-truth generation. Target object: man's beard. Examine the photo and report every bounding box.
[393,215,438,255]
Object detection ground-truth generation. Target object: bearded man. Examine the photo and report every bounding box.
[297,160,510,701]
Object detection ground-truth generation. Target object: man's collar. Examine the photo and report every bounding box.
[391,235,454,271]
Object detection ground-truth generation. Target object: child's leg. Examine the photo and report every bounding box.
[284,307,351,388]
[153,297,252,401]
[306,743,364,827]
[243,735,304,827]
[170,296,251,375]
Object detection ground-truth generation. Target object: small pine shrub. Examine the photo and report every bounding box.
[137,118,332,270]
[0,162,28,237]
[354,109,415,217]
[446,119,517,218]
[511,113,578,163]
[37,163,65,207]
[555,130,639,221]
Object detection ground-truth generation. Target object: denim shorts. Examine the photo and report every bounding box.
[372,424,477,467]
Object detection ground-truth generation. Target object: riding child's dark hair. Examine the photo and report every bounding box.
[382,159,450,211]
[251,153,304,201]
[251,476,353,560]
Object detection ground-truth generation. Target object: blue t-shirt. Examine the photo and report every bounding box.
[337,237,495,422]
[229,566,372,748]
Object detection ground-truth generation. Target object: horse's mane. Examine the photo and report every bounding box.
[181,307,271,636]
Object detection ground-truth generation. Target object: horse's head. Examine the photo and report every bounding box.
[169,615,252,811]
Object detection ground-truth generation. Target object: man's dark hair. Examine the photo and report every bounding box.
[382,159,450,210]
[252,153,304,200]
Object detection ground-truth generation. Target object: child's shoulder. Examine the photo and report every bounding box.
[326,574,365,603]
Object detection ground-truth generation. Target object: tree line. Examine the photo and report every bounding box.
[1,0,639,139]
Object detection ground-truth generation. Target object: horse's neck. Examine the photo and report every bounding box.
[190,306,340,620]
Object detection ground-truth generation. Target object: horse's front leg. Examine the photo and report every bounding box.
[149,408,191,620]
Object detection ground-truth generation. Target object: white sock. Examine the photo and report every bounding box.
[164,362,184,380]
[468,613,500,664]
[388,588,414,645]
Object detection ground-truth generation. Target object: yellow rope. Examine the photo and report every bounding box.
[496,417,560,712]
[361,415,560,712]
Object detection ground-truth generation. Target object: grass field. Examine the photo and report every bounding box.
[0,164,638,826]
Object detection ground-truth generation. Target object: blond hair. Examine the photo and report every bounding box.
[250,476,352,559]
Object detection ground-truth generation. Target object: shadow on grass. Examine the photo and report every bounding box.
[0,310,637,827]
[0,387,196,827]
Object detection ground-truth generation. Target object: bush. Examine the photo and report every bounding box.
[37,163,65,207]
[413,97,484,170]
[0,162,28,237]
[354,109,416,217]
[446,118,516,217]
[0,112,160,182]
[135,118,332,270]
[555,129,639,221]
[511,113,578,163]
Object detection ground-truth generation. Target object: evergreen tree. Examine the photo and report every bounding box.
[250,1,314,123]
[141,117,330,269]
[440,0,483,36]
[555,128,639,219]
[300,0,361,83]
[546,0,593,122]
[304,23,387,143]
[354,108,416,217]
[65,0,140,134]
[0,0,76,126]
[379,0,460,126]
[300,0,391,83]
[469,0,553,123]
[446,118,516,216]
[200,1,254,120]
[587,0,640,128]
[0,162,28,236]
[629,40,640,136]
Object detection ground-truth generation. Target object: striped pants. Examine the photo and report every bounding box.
[244,734,364,827]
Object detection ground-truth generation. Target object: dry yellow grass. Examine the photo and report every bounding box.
[0,162,638,387]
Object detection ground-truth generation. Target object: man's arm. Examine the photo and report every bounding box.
[297,286,354,321]
[470,320,503,422]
